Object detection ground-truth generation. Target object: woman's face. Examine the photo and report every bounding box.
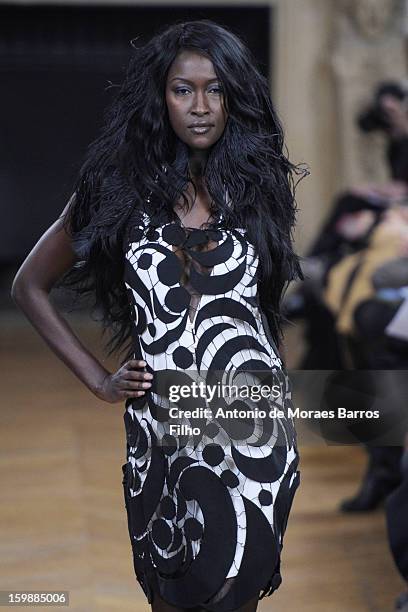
[165,50,228,151]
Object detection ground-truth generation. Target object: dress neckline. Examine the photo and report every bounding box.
[171,207,224,231]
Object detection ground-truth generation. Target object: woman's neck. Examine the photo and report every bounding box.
[188,149,209,183]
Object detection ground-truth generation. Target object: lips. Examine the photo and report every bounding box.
[188,124,213,134]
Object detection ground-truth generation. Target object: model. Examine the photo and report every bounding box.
[11,20,305,612]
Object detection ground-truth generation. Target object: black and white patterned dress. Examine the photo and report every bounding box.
[121,205,300,611]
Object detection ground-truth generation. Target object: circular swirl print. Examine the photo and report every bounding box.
[121,209,300,611]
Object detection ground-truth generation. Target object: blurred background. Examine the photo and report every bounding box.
[2,0,408,610]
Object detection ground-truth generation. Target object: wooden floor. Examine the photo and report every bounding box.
[0,312,405,612]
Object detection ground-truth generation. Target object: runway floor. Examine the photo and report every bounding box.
[0,312,405,612]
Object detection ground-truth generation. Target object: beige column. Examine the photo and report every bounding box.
[274,0,338,255]
[331,0,407,189]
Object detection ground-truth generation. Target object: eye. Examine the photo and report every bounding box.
[174,87,191,96]
[209,85,223,95]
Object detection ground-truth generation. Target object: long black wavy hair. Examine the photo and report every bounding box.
[59,19,308,363]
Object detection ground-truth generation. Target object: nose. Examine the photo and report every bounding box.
[191,90,210,116]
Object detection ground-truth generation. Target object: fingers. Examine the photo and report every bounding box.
[123,389,147,398]
[120,389,146,399]
[121,368,153,397]
[126,359,147,369]
[124,370,153,381]
[118,360,154,399]
[121,359,153,386]
[122,360,153,382]
[120,379,152,391]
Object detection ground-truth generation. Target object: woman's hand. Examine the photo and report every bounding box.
[95,359,153,403]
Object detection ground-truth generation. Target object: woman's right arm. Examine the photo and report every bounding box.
[10,195,152,403]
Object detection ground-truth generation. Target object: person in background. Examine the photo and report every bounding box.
[386,434,408,611]
[317,79,408,610]
[281,80,408,531]
[283,80,408,372]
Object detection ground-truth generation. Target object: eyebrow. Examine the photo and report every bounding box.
[170,77,220,84]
